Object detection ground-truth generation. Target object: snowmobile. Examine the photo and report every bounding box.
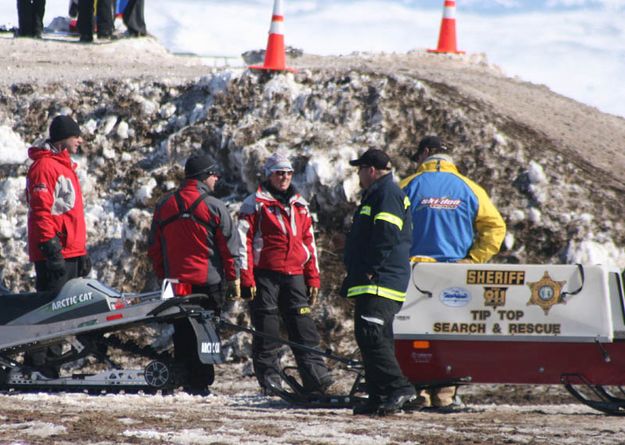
[394,262,625,415]
[0,276,365,405]
[0,278,222,393]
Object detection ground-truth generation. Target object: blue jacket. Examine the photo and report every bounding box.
[343,173,412,302]
[401,155,505,263]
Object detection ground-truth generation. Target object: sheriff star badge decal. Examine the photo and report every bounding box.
[527,271,567,315]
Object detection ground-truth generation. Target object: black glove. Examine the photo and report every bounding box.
[78,255,92,277]
[241,286,256,300]
[39,237,66,281]
[339,277,349,298]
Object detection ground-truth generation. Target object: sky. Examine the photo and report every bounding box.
[0,0,624,118]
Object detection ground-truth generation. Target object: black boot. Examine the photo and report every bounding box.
[353,395,382,415]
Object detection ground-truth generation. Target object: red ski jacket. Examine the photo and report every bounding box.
[237,185,320,288]
[148,179,240,286]
[26,145,87,262]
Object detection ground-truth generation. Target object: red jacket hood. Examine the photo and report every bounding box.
[28,145,74,168]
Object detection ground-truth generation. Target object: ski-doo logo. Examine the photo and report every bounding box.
[420,197,461,210]
[201,342,220,354]
[51,292,94,311]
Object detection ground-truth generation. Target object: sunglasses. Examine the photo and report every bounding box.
[274,170,293,177]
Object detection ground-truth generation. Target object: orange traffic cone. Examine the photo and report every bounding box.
[428,0,464,54]
[250,0,296,72]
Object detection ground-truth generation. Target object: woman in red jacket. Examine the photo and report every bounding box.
[26,115,91,293]
[237,152,333,395]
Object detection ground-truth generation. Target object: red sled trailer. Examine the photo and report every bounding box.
[394,263,625,415]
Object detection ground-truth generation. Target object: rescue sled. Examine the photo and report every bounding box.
[0,278,222,393]
[394,263,625,415]
[217,318,368,408]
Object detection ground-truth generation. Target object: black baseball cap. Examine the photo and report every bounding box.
[349,148,391,169]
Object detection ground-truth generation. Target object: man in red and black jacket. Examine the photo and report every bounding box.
[26,114,92,378]
[26,115,92,293]
[148,153,240,394]
[237,152,333,395]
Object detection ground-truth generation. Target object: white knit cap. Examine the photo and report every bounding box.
[264,152,293,176]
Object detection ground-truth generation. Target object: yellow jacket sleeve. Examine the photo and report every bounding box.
[464,179,506,263]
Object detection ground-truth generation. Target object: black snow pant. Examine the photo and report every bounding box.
[30,254,90,376]
[172,282,225,391]
[34,255,89,293]
[123,0,146,36]
[77,0,113,40]
[16,0,45,37]
[354,294,415,401]
[251,269,330,392]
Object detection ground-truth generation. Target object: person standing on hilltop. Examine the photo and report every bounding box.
[77,0,114,42]
[16,0,45,38]
[122,0,147,37]
[401,135,506,410]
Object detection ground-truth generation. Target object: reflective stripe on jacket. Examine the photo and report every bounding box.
[237,185,320,288]
[343,173,412,302]
[148,179,240,286]
[26,144,87,262]
[400,156,506,263]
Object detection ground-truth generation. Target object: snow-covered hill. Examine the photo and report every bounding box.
[2,37,625,296]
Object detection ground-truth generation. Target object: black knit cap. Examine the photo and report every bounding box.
[49,115,81,143]
[349,148,391,169]
[184,154,220,180]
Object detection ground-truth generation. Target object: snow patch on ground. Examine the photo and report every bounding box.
[0,420,67,438]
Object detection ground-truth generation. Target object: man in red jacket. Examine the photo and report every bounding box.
[26,115,91,293]
[237,152,333,395]
[148,153,240,394]
[26,114,91,378]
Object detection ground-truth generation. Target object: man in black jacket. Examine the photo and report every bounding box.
[343,148,416,415]
[123,0,147,37]
[16,0,45,38]
[77,0,113,42]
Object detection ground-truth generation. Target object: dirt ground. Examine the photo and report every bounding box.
[0,365,624,445]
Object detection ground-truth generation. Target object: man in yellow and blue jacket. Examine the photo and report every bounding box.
[343,148,416,415]
[401,136,505,264]
[401,135,506,408]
